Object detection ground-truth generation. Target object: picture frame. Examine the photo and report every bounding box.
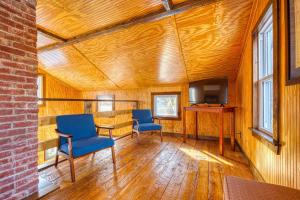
[286,0,300,85]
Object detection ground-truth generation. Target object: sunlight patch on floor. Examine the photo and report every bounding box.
[179,147,233,166]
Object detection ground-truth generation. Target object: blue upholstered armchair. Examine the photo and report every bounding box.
[55,114,115,182]
[132,109,163,142]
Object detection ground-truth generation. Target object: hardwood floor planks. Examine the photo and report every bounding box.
[41,135,254,200]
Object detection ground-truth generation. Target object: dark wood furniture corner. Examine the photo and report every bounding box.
[182,106,236,155]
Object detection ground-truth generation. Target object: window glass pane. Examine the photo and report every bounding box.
[258,34,264,78]
[154,95,178,118]
[97,95,114,112]
[262,79,273,132]
[265,24,273,75]
[258,5,273,78]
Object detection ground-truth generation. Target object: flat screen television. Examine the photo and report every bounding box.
[189,78,228,105]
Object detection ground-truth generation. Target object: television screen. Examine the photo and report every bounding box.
[189,79,228,104]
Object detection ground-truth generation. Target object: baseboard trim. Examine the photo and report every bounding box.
[157,131,231,141]
[235,141,265,182]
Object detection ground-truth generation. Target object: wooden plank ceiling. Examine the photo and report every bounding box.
[37,0,253,90]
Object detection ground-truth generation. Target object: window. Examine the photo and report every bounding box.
[252,2,279,141]
[37,74,44,105]
[258,6,273,133]
[151,92,181,119]
[97,95,115,112]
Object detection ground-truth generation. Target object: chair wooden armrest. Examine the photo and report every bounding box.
[55,129,72,138]
[95,124,115,130]
[95,125,114,139]
[55,129,73,159]
[153,117,163,124]
[132,118,139,127]
[132,118,139,124]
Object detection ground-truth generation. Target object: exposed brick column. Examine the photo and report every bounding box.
[0,0,38,199]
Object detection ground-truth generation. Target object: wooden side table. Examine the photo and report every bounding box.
[182,106,235,155]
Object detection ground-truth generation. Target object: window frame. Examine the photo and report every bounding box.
[37,74,45,107]
[97,94,115,112]
[252,0,280,151]
[151,92,181,120]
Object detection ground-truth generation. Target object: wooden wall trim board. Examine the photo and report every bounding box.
[37,26,67,42]
[39,112,133,126]
[236,0,259,76]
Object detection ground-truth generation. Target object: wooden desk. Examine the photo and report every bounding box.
[182,106,235,155]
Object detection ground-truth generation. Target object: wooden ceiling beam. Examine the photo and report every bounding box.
[38,0,219,53]
[37,26,67,42]
[162,0,173,11]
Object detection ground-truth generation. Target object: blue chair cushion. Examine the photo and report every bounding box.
[56,114,97,145]
[60,136,115,158]
[134,123,161,132]
[132,109,153,124]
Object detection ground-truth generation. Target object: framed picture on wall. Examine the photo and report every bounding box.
[286,0,300,85]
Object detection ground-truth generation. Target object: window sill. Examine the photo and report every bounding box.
[249,128,280,154]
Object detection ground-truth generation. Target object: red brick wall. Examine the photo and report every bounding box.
[0,0,38,199]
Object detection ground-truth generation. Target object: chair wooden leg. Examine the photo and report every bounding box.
[111,146,116,164]
[69,157,75,182]
[55,152,59,168]
[136,131,140,143]
[160,129,163,142]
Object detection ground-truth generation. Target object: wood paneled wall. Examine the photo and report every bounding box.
[38,69,83,118]
[236,0,300,189]
[83,80,236,138]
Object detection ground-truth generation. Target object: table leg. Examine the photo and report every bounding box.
[183,108,186,143]
[109,129,113,139]
[219,110,224,155]
[195,112,198,140]
[230,111,235,151]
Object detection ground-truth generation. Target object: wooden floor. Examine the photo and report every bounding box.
[40,135,254,200]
